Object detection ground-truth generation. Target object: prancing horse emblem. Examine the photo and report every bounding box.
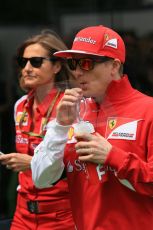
[108,119,117,129]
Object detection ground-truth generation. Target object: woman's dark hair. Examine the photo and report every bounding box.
[17,29,73,91]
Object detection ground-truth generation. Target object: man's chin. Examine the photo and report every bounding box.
[82,91,91,98]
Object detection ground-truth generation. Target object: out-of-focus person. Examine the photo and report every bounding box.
[0,30,75,230]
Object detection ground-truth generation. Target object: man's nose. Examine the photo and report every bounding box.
[74,65,84,78]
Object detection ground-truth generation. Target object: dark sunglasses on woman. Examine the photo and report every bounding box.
[16,56,57,68]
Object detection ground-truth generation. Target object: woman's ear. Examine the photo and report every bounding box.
[53,61,62,74]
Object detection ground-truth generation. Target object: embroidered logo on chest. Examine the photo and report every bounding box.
[105,117,142,140]
[16,112,28,126]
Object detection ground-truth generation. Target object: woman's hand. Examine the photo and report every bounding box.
[0,153,32,172]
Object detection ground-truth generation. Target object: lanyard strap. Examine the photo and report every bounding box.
[19,90,61,138]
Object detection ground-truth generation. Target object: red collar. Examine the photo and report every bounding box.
[25,88,58,116]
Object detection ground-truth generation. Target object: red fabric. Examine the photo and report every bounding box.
[54,25,125,63]
[12,88,75,229]
[11,206,74,230]
[64,76,153,230]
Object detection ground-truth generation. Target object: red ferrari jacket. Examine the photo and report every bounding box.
[64,76,153,230]
[15,88,69,202]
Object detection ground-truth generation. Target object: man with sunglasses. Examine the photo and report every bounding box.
[31,25,153,230]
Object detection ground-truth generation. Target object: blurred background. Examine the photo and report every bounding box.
[1,0,153,220]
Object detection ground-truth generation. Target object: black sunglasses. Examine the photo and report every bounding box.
[67,57,112,71]
[16,56,57,68]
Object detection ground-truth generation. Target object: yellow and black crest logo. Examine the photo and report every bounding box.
[104,33,109,41]
[68,127,74,140]
[108,118,117,129]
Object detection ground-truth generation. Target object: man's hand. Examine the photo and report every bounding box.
[56,88,83,126]
[0,153,32,172]
[75,132,112,164]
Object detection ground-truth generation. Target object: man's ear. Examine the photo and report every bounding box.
[111,59,122,75]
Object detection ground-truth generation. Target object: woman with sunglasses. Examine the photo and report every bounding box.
[0,30,75,229]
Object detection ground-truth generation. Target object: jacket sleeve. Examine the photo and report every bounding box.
[105,121,153,197]
[14,95,27,121]
[31,119,70,188]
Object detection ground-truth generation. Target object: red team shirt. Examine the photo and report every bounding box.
[63,76,153,230]
[13,88,75,230]
[15,88,69,200]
